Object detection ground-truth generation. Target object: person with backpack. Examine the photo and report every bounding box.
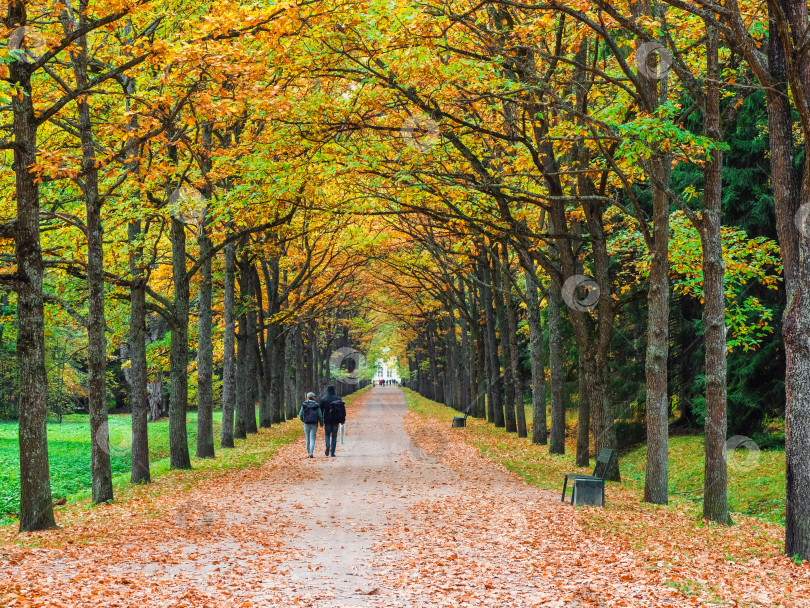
[320,385,346,457]
[299,392,323,458]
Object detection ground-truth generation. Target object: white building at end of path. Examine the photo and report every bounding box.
[373,358,401,383]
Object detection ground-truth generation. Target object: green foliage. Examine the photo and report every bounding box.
[187,371,223,410]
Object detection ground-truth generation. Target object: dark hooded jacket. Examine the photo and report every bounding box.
[320,386,346,425]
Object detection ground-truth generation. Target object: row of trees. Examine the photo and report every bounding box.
[288,0,806,558]
[2,0,381,532]
[3,0,809,562]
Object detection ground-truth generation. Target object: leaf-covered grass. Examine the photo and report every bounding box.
[404,389,801,576]
[404,388,786,525]
[0,409,279,527]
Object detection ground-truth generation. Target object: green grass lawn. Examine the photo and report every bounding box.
[404,389,787,525]
[0,411,226,526]
[1,388,371,531]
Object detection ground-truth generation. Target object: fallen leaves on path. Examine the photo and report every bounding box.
[1,390,807,608]
[399,408,810,607]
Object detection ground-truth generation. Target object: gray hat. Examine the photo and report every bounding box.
[306,392,316,399]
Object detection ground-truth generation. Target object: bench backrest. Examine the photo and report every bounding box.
[592,448,615,480]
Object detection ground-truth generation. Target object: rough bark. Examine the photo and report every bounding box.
[295,325,304,406]
[259,322,276,429]
[195,127,215,459]
[700,24,729,524]
[765,0,810,561]
[443,310,457,410]
[195,226,215,458]
[220,241,236,448]
[501,248,526,437]
[525,267,547,445]
[128,220,150,483]
[11,31,55,531]
[234,296,249,440]
[285,325,296,419]
[576,354,591,467]
[548,276,565,454]
[71,29,113,502]
[480,256,503,426]
[492,248,517,433]
[122,63,150,483]
[244,269,259,435]
[169,217,192,470]
[471,289,488,418]
[634,7,671,507]
[459,282,473,414]
[271,327,285,424]
[147,371,164,423]
[643,156,671,503]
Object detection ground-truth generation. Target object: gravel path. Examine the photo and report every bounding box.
[0,387,704,607]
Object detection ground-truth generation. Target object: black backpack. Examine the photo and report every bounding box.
[302,401,320,424]
[330,399,346,424]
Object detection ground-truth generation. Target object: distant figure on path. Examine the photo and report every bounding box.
[299,392,323,458]
[320,385,346,457]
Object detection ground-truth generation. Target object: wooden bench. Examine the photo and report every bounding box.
[560,448,615,506]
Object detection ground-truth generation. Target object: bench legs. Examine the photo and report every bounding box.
[561,476,568,502]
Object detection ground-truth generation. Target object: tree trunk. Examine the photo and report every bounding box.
[459,284,473,414]
[526,267,547,445]
[195,126,215,458]
[122,65,150,483]
[576,354,590,467]
[493,248,517,433]
[502,249,526,437]
[548,276,565,454]
[443,310,457,410]
[12,51,55,532]
[72,37,113,503]
[784,254,810,558]
[765,0,810,561]
[259,322,275,429]
[633,4,672,506]
[220,240,236,448]
[234,300,249,440]
[427,324,442,403]
[244,268,259,434]
[128,220,150,483]
[285,325,296,419]
[147,372,164,422]
[643,156,671,504]
[195,224,215,458]
[295,325,305,406]
[270,326,285,424]
[169,217,192,470]
[480,256,503,425]
[700,24,729,524]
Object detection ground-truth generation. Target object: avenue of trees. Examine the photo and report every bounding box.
[0,0,808,562]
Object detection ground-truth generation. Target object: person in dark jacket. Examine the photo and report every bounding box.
[320,385,346,457]
[299,392,323,458]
